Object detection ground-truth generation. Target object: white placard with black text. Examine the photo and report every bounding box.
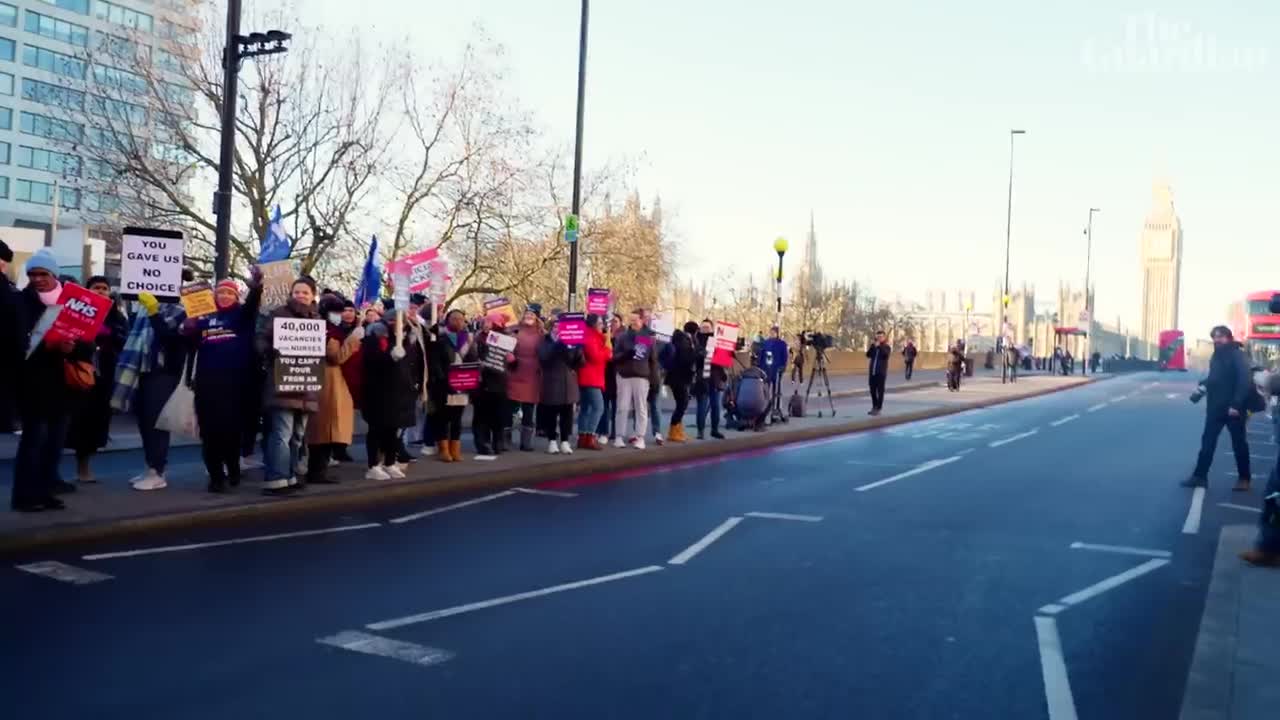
[120,230,185,301]
[273,318,326,357]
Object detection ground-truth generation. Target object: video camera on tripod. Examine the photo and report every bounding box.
[799,330,833,351]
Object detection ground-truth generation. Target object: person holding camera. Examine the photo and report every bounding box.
[866,330,891,415]
[1183,325,1252,491]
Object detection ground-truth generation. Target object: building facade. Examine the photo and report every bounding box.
[0,0,197,279]
[1139,183,1183,357]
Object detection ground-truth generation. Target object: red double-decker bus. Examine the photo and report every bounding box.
[1158,330,1186,371]
[1230,289,1280,368]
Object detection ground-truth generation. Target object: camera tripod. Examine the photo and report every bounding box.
[804,346,837,417]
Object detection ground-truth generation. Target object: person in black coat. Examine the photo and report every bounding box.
[65,276,128,484]
[361,312,418,480]
[1184,326,1253,490]
[11,250,95,511]
[664,323,699,442]
[866,330,892,416]
[692,319,728,440]
[427,309,471,461]
[0,239,23,434]
[466,314,516,456]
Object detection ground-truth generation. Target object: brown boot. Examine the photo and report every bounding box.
[437,441,453,462]
[1239,549,1280,567]
[1233,477,1252,492]
[449,439,463,462]
[673,422,688,442]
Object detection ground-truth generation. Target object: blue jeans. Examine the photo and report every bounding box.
[696,388,722,433]
[11,413,70,504]
[649,389,661,437]
[578,388,604,435]
[136,372,179,473]
[597,395,616,438]
[265,409,309,488]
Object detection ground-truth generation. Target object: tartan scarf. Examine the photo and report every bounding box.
[110,304,184,412]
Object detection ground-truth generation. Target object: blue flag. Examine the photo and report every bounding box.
[354,235,380,307]
[258,205,290,263]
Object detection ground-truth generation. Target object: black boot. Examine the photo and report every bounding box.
[520,426,535,452]
[494,428,508,454]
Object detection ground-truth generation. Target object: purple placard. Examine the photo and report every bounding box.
[557,312,586,346]
[586,288,610,315]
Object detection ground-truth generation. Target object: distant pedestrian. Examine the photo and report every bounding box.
[1006,344,1020,383]
[1183,325,1252,491]
[866,330,891,415]
[902,340,917,380]
[947,343,964,391]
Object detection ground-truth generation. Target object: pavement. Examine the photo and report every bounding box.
[3,371,1271,719]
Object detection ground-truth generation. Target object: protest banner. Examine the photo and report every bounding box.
[120,227,184,301]
[557,312,586,346]
[711,320,740,367]
[649,311,675,342]
[448,363,481,392]
[586,288,610,315]
[180,281,217,318]
[273,356,324,394]
[272,317,326,357]
[45,283,112,345]
[392,269,410,309]
[387,247,440,293]
[428,258,450,305]
[483,331,517,372]
[258,259,295,313]
[483,297,517,325]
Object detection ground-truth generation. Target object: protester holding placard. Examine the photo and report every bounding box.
[65,276,128,485]
[113,268,192,493]
[466,313,516,456]
[184,270,263,492]
[360,307,416,479]
[693,319,728,440]
[255,276,321,494]
[576,313,609,450]
[506,305,545,452]
[538,315,584,454]
[611,309,657,449]
[427,309,470,462]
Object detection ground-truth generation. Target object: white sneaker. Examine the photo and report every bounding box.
[365,466,392,481]
[328,458,340,467]
[385,464,406,479]
[654,433,665,446]
[547,439,560,454]
[241,455,263,469]
[420,445,438,457]
[612,437,627,449]
[131,469,167,491]
[631,438,646,450]
[596,434,609,447]
[559,440,574,455]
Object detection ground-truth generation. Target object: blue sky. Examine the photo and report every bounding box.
[283,0,1280,340]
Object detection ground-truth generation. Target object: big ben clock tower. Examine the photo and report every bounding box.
[1139,183,1183,357]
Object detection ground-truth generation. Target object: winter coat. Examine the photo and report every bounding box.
[1204,341,1251,415]
[578,326,609,390]
[903,343,918,362]
[256,300,322,412]
[506,324,544,404]
[538,335,582,406]
[361,321,417,429]
[66,303,128,452]
[664,329,698,389]
[866,342,891,378]
[0,273,23,398]
[16,285,95,420]
[612,328,657,379]
[692,332,728,395]
[466,329,514,395]
[308,327,362,444]
[427,328,471,406]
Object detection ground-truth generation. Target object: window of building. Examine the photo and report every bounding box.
[25,11,90,47]
[0,3,17,28]
[16,177,79,207]
[89,94,146,124]
[36,0,90,15]
[93,63,146,94]
[157,18,193,42]
[0,71,12,96]
[0,36,14,62]
[16,145,80,176]
[0,141,9,164]
[22,77,85,109]
[0,106,11,130]
[20,110,82,142]
[94,30,148,61]
[0,176,8,199]
[84,190,118,212]
[23,44,87,79]
[154,47,181,72]
[160,81,191,105]
[92,1,151,33]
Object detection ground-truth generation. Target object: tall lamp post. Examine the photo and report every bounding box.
[1001,128,1026,383]
[565,0,589,311]
[1083,207,1100,374]
[773,236,788,329]
[212,0,291,281]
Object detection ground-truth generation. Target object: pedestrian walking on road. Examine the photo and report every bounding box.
[65,275,127,485]
[902,340,917,381]
[1183,325,1253,491]
[866,330,891,415]
[946,343,964,391]
[613,310,656,449]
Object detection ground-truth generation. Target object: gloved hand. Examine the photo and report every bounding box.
[349,325,365,342]
[138,292,159,317]
[391,345,406,361]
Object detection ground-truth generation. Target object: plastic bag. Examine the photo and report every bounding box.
[156,381,200,438]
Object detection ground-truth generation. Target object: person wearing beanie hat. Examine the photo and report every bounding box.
[65,275,128,484]
[0,239,20,434]
[23,247,59,278]
[254,275,320,494]
[182,265,263,492]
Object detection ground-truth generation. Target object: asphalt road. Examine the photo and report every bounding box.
[2,371,1268,719]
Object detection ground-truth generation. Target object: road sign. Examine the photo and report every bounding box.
[564,214,579,244]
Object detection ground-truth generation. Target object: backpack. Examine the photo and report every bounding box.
[659,342,676,371]
[788,391,805,418]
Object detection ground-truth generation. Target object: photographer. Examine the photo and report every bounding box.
[1182,325,1252,491]
[866,330,891,415]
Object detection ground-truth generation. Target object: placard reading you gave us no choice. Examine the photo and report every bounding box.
[120,228,186,301]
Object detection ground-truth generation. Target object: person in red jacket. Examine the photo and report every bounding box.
[576,313,609,449]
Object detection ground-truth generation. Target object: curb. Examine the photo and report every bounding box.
[1179,525,1250,720]
[0,377,1098,555]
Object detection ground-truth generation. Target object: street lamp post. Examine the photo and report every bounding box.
[212,0,291,281]
[565,0,589,312]
[773,236,788,329]
[1001,129,1026,383]
[1083,207,1100,374]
